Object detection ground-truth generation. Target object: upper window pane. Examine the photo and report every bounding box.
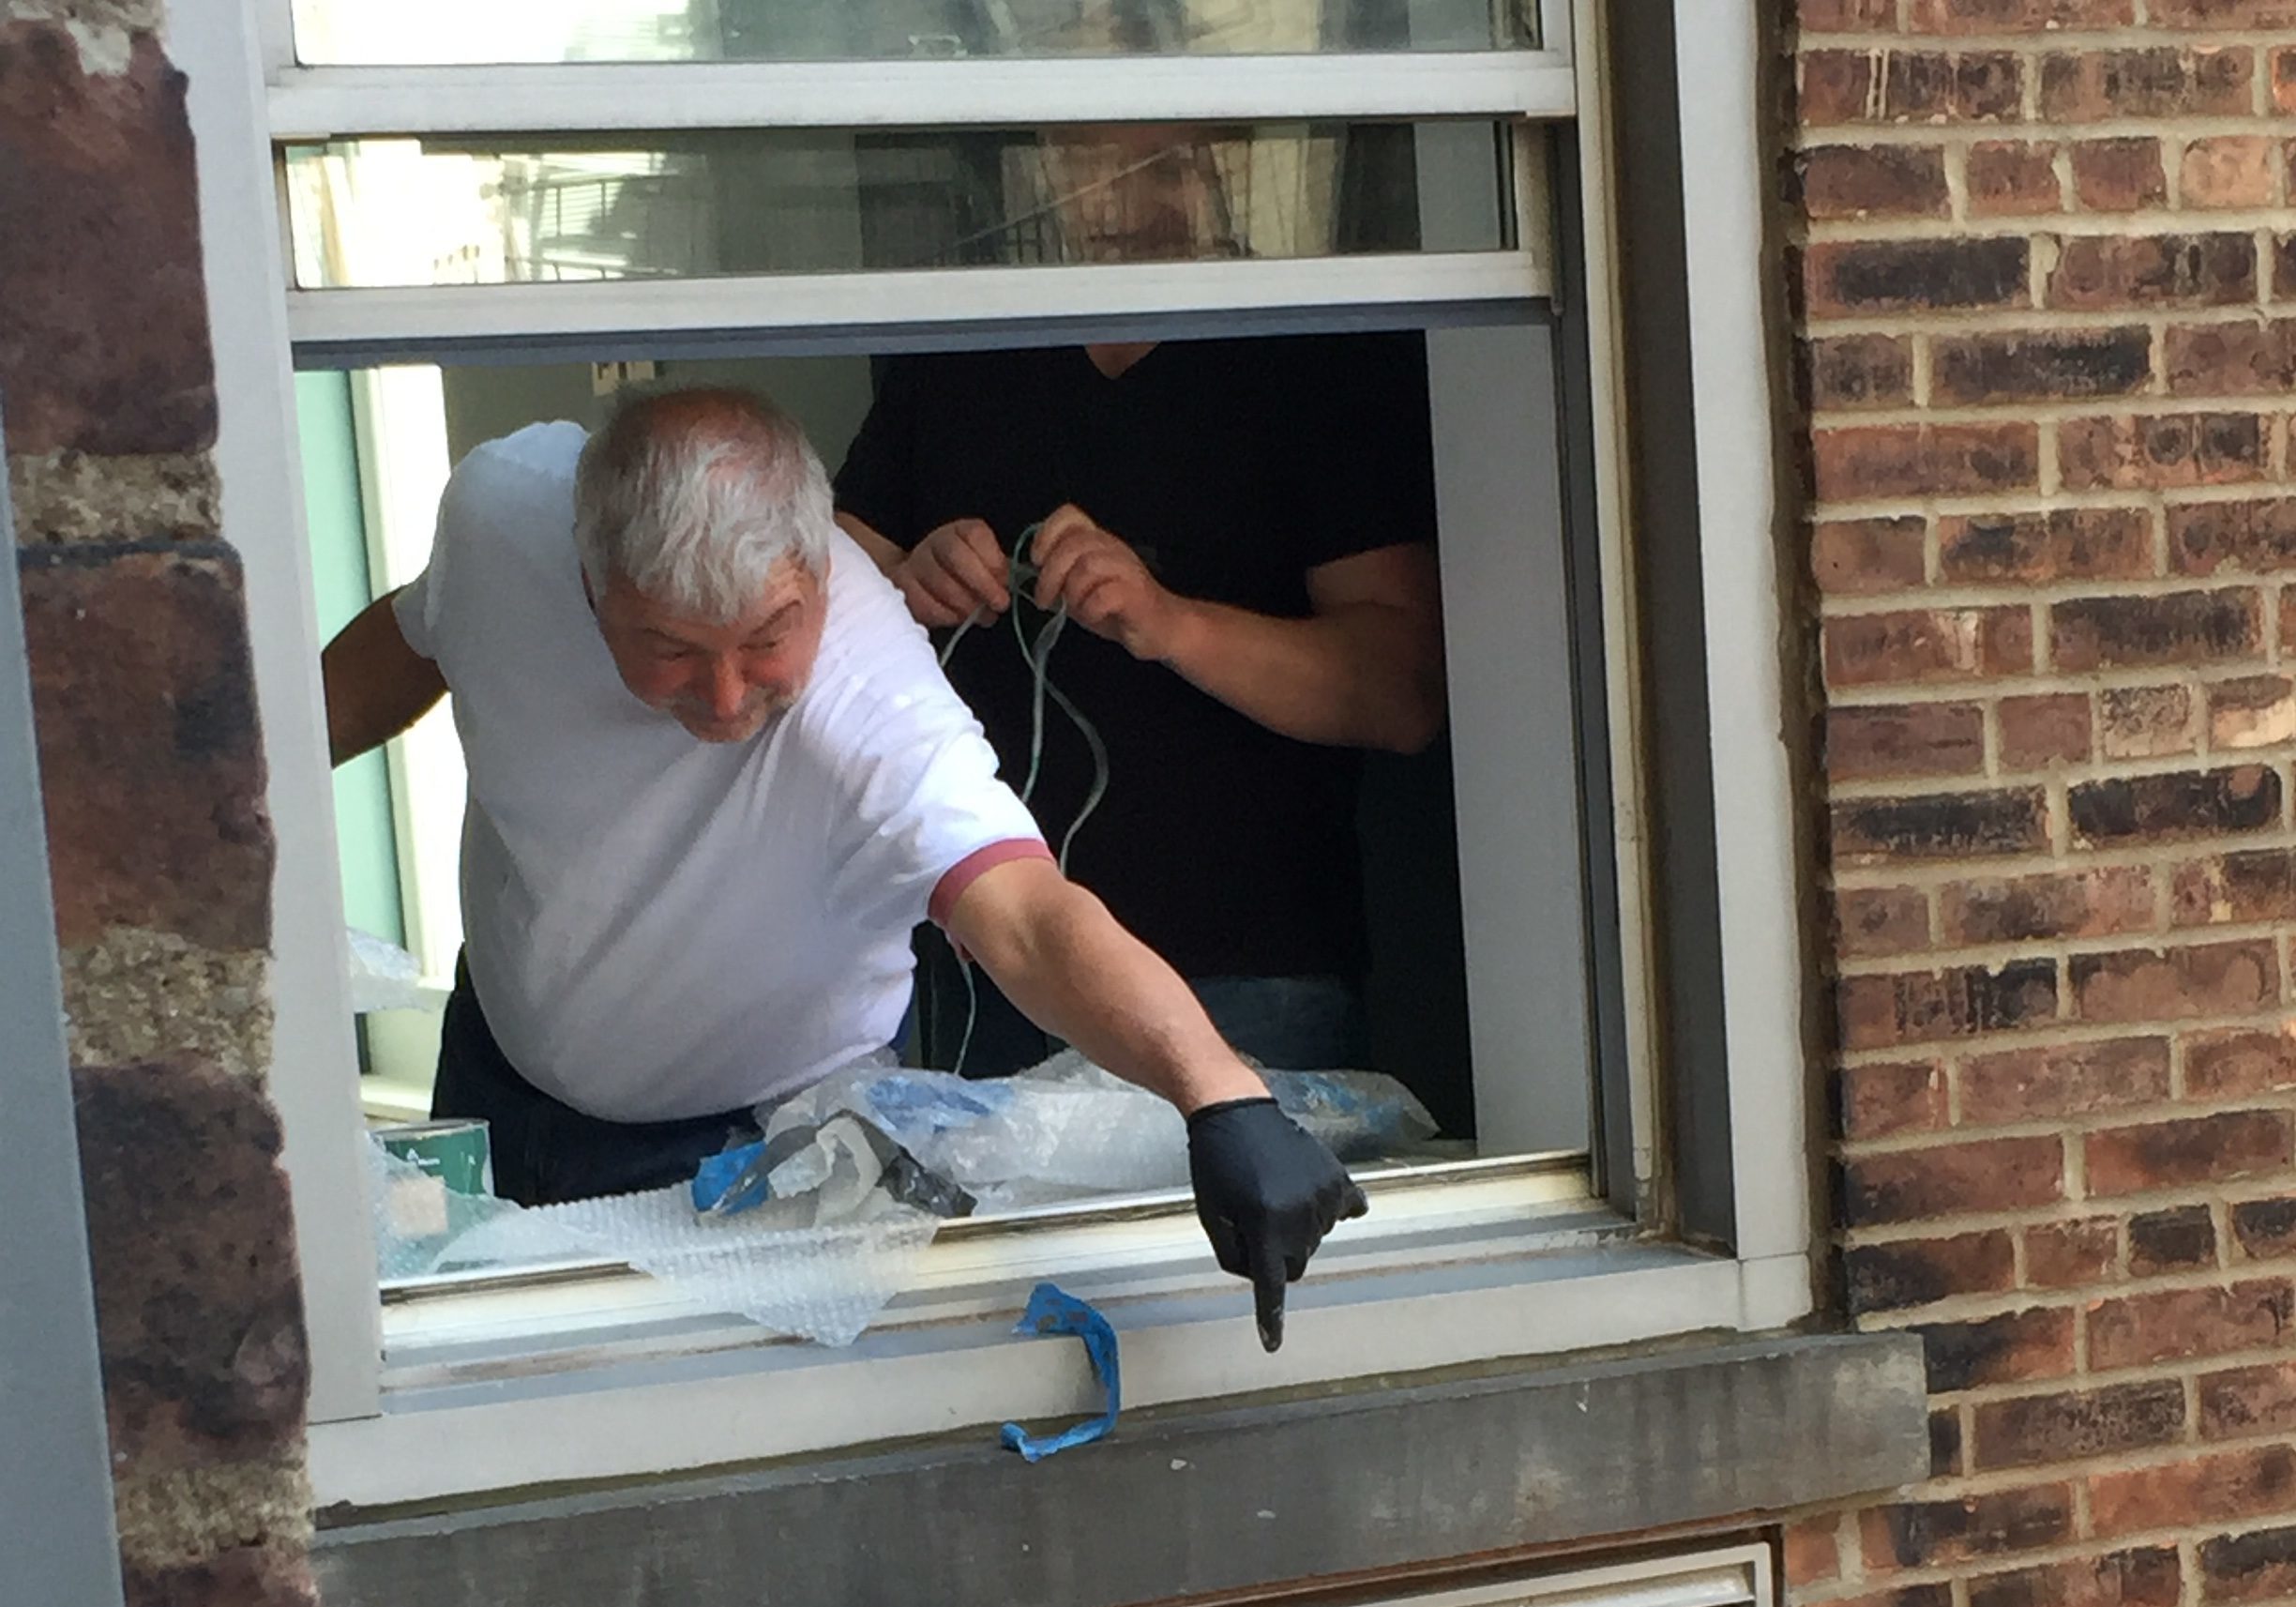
[282,123,1515,291]
[291,0,1538,66]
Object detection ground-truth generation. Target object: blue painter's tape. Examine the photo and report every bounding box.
[691,1138,772,1216]
[1000,1282,1121,1462]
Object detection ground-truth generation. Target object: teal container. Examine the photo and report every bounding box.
[377,1117,494,1197]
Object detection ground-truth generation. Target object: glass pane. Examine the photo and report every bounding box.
[281,123,1514,291]
[292,0,1536,67]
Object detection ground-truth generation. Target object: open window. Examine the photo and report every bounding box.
[183,0,1809,1507]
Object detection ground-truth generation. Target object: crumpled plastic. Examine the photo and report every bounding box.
[1000,1282,1122,1461]
[345,928,430,1014]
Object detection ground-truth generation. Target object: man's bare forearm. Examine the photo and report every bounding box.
[1156,599,1443,754]
[322,590,446,766]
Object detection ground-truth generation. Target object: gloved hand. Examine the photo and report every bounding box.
[1186,1098,1369,1353]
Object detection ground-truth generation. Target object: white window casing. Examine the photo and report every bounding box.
[184,0,1808,1505]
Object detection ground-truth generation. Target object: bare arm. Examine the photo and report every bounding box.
[1029,508,1446,754]
[942,857,1265,1114]
[321,588,446,766]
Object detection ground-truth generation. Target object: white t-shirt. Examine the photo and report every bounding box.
[393,422,1045,1122]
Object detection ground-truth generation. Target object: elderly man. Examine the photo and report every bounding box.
[322,387,1362,1349]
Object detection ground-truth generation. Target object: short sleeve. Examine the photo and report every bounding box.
[1278,331,1440,572]
[831,356,923,550]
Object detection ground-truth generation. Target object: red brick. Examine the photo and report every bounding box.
[2040,48,2254,122]
[1815,516,1927,594]
[1805,334,1917,412]
[1971,1385,2185,1470]
[2235,1198,2296,1261]
[1829,704,1986,781]
[1822,1589,1954,1607]
[2093,1446,2296,1539]
[1827,607,2032,686]
[2096,685,2196,760]
[2187,1025,2296,1099]
[2090,1280,2294,1371]
[1999,694,2092,770]
[2277,234,2296,302]
[1862,1485,2074,1573]
[2151,0,2296,23]
[1933,329,2152,408]
[2167,322,2296,397]
[2209,677,2296,750]
[2070,769,2281,850]
[1934,1409,1967,1477]
[2088,1108,2294,1195]
[1805,238,2031,319]
[1968,143,2062,219]
[1960,1037,2171,1124]
[1841,1135,2064,1226]
[2072,939,2280,1023]
[1941,869,2155,948]
[1800,145,1951,221]
[2275,47,2296,115]
[1910,0,2132,23]
[2072,139,2168,212]
[1920,1311,2079,1393]
[1801,50,2028,126]
[2051,591,2261,672]
[2026,1217,2121,1288]
[1833,792,2051,865]
[2060,414,2266,492]
[1845,1229,2017,1311]
[2171,500,2296,576]
[1970,1550,2181,1607]
[1813,422,2041,500]
[1836,959,2059,1046]
[2201,1525,2296,1601]
[1837,887,1934,959]
[1840,1058,1950,1139]
[2202,1360,2296,1438]
[2127,1203,2218,1274]
[1801,0,1897,25]
[2049,234,2258,312]
[1784,1516,1842,1590]
[2183,138,2278,211]
[2190,838,2285,933]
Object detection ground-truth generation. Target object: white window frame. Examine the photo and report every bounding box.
[183,0,1808,1509]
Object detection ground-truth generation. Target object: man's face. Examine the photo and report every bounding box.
[592,557,827,744]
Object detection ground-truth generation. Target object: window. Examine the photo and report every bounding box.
[182,0,1809,1508]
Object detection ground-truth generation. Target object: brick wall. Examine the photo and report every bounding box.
[1786,6,2296,1607]
[1,3,316,1603]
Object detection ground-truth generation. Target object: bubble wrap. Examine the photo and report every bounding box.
[369,1139,939,1347]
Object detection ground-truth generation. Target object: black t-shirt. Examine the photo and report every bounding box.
[833,333,1437,979]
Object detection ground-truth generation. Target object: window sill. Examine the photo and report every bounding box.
[311,1327,1925,1607]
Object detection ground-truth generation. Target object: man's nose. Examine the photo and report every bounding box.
[707,658,747,718]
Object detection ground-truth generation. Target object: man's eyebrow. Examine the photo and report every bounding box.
[744,605,799,642]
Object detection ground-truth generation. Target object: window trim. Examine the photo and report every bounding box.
[186,0,1811,1500]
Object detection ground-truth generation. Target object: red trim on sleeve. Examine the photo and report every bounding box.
[929,839,1055,929]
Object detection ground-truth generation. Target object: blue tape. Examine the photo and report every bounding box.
[1000,1281,1122,1462]
[691,1138,772,1216]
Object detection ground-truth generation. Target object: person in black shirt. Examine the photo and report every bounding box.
[833,332,1444,1076]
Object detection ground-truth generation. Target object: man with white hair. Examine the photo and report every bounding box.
[322,387,1362,1350]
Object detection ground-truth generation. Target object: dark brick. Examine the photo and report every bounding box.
[2171,499,2296,576]
[1973,1387,2186,1471]
[1805,237,2031,317]
[2150,0,2296,25]
[0,25,217,455]
[1920,1310,2078,1393]
[1840,1135,2064,1226]
[2061,414,2267,492]
[1836,960,2059,1047]
[1829,704,1986,781]
[2068,767,2282,848]
[2236,1198,2296,1261]
[2127,1204,2218,1274]
[2051,591,2261,672]
[1802,0,1897,25]
[2048,233,2258,312]
[2202,1525,2296,1602]
[2088,1108,2293,1195]
[1833,791,2049,864]
[1861,1485,2075,1571]
[1941,868,2154,947]
[1933,328,2152,406]
[122,1544,320,1607]
[1800,144,1951,220]
[18,544,273,951]
[1805,334,1917,411]
[2040,47,2254,121]
[1968,1548,2181,1607]
[1959,1037,2171,1124]
[1845,1230,2016,1311]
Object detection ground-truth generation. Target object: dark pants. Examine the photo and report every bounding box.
[912,926,1368,1078]
[430,957,757,1206]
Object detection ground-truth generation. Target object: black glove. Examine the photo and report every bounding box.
[1186,1098,1369,1353]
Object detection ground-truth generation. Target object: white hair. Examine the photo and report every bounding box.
[573,387,833,623]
